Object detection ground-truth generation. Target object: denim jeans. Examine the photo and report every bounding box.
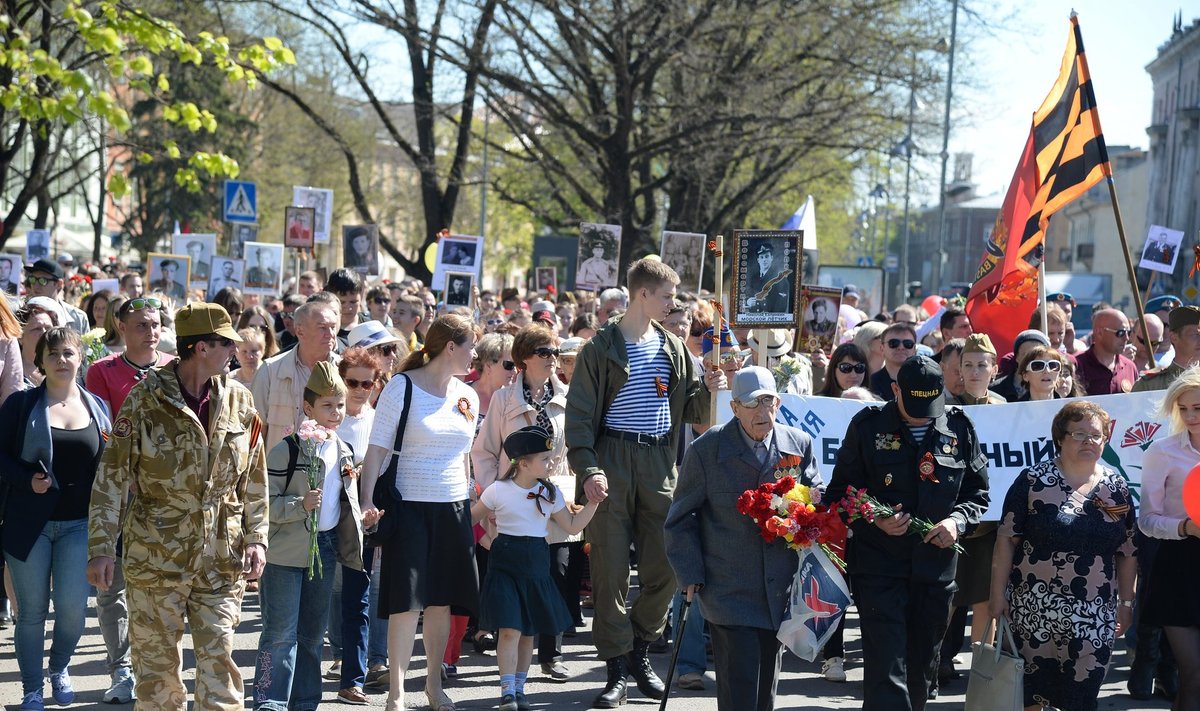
[366,546,387,668]
[671,589,708,676]
[327,558,371,688]
[254,529,338,710]
[5,518,91,694]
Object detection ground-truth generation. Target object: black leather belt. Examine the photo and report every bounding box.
[601,427,671,447]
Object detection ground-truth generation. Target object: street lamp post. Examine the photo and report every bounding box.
[898,51,917,307]
[932,0,959,295]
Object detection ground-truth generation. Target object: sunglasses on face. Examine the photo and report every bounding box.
[344,377,377,390]
[1137,335,1163,348]
[837,362,867,374]
[1026,359,1062,373]
[206,337,234,348]
[25,276,55,287]
[374,345,398,357]
[373,298,391,305]
[533,347,560,359]
[1103,327,1131,338]
[282,311,296,319]
[499,360,516,371]
[886,338,916,350]
[487,318,504,327]
[738,394,780,410]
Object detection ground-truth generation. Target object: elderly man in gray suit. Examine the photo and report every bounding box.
[664,366,822,711]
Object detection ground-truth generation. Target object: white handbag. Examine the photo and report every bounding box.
[965,617,1025,711]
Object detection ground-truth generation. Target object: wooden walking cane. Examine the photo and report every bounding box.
[709,236,724,426]
[658,596,692,711]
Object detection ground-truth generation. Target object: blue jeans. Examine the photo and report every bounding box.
[366,546,387,667]
[672,589,708,676]
[327,559,371,688]
[5,518,91,694]
[254,529,338,710]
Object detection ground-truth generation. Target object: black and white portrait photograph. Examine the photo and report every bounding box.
[294,186,334,244]
[1139,225,1183,274]
[344,224,380,274]
[0,253,21,296]
[535,266,557,294]
[432,235,483,290]
[172,233,216,289]
[660,231,706,292]
[444,271,474,308]
[798,286,843,353]
[230,223,258,259]
[208,257,245,295]
[243,241,284,295]
[576,222,621,291]
[146,253,191,303]
[25,229,49,263]
[730,229,803,327]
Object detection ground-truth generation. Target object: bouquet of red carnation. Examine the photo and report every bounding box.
[735,475,847,570]
[840,486,966,554]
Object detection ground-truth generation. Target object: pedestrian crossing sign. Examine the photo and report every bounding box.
[224,180,257,223]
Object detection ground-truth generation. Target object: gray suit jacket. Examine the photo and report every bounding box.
[664,418,822,630]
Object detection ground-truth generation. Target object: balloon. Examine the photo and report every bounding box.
[1183,463,1200,524]
[424,241,438,273]
[921,295,945,318]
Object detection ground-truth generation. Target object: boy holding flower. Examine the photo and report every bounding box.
[252,362,375,711]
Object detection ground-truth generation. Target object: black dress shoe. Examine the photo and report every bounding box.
[593,657,628,708]
[626,639,665,700]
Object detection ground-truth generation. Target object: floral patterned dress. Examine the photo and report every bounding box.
[999,460,1136,711]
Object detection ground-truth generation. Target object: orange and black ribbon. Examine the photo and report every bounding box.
[527,484,554,516]
[654,376,669,398]
[1091,494,1130,522]
[918,452,939,484]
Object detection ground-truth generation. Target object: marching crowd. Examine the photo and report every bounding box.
[0,251,1196,711]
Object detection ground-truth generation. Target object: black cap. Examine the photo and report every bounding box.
[896,355,944,419]
[756,242,774,255]
[29,258,63,280]
[502,425,554,461]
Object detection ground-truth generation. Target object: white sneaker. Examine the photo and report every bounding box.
[103,668,136,703]
[822,656,847,683]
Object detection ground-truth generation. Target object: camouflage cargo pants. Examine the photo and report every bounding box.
[127,576,246,711]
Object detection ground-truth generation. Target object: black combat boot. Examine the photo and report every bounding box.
[593,656,628,708]
[625,638,666,700]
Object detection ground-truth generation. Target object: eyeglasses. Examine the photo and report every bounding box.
[373,298,391,305]
[126,297,162,312]
[1102,327,1131,338]
[487,318,505,327]
[533,347,560,359]
[1137,335,1163,348]
[374,345,398,356]
[344,377,377,390]
[1026,359,1062,373]
[737,394,780,409]
[499,360,516,371]
[720,351,747,364]
[837,362,867,374]
[1066,431,1105,445]
[282,311,296,319]
[25,276,55,287]
[886,338,916,350]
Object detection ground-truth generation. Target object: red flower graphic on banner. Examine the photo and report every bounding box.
[1121,421,1161,451]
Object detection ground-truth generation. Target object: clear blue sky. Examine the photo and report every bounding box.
[953,1,1200,198]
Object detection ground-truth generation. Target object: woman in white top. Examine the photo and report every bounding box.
[360,314,481,711]
[1139,367,1200,709]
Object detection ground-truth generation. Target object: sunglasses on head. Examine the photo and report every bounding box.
[533,347,560,359]
[837,362,867,374]
[344,377,377,390]
[1026,359,1062,373]
[126,297,162,312]
[886,338,916,350]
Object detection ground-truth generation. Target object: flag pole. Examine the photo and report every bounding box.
[1106,178,1156,353]
[710,235,724,426]
[1038,259,1048,337]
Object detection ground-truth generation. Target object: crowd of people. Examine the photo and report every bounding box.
[0,249,1193,711]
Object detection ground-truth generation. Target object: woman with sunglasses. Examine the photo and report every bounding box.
[1015,347,1066,402]
[817,344,868,398]
[471,324,580,684]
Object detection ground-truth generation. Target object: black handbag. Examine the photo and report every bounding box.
[365,374,412,547]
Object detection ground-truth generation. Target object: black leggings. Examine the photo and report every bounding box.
[1164,626,1200,711]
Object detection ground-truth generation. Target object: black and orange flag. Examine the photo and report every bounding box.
[965,13,1110,355]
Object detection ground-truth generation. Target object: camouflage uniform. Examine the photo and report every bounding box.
[1132,361,1185,392]
[88,364,267,711]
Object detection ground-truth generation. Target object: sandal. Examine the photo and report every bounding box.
[425,688,456,711]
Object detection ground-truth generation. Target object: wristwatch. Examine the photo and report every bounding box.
[1117,599,1134,608]
[954,517,967,536]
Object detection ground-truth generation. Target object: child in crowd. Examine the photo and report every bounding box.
[253,362,376,711]
[471,426,602,711]
[231,326,266,388]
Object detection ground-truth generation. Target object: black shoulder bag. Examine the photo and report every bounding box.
[365,374,412,546]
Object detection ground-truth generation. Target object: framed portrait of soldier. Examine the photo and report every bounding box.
[283,206,316,250]
[729,229,803,328]
[797,285,842,354]
[0,253,21,296]
[208,257,246,296]
[1139,225,1184,274]
[576,222,621,291]
[242,241,284,295]
[25,229,49,263]
[229,223,258,259]
[432,234,482,290]
[444,271,474,308]
[535,266,557,295]
[344,224,380,274]
[660,230,706,292]
[146,253,191,303]
[293,186,334,244]
[172,233,216,290]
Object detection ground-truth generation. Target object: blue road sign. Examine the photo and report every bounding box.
[224,180,257,223]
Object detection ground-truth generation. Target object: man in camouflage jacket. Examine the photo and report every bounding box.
[88,304,268,711]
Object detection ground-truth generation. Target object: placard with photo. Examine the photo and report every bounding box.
[432,235,483,290]
[1139,225,1184,274]
[25,229,49,263]
[91,278,119,299]
[576,222,621,291]
[344,224,380,274]
[797,285,843,354]
[208,257,246,295]
[283,206,316,250]
[660,230,706,292]
[444,271,474,308]
[730,229,803,328]
[0,253,21,296]
[172,233,216,289]
[229,223,258,259]
[293,186,334,244]
[535,266,557,294]
[146,253,191,303]
[242,242,285,295]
